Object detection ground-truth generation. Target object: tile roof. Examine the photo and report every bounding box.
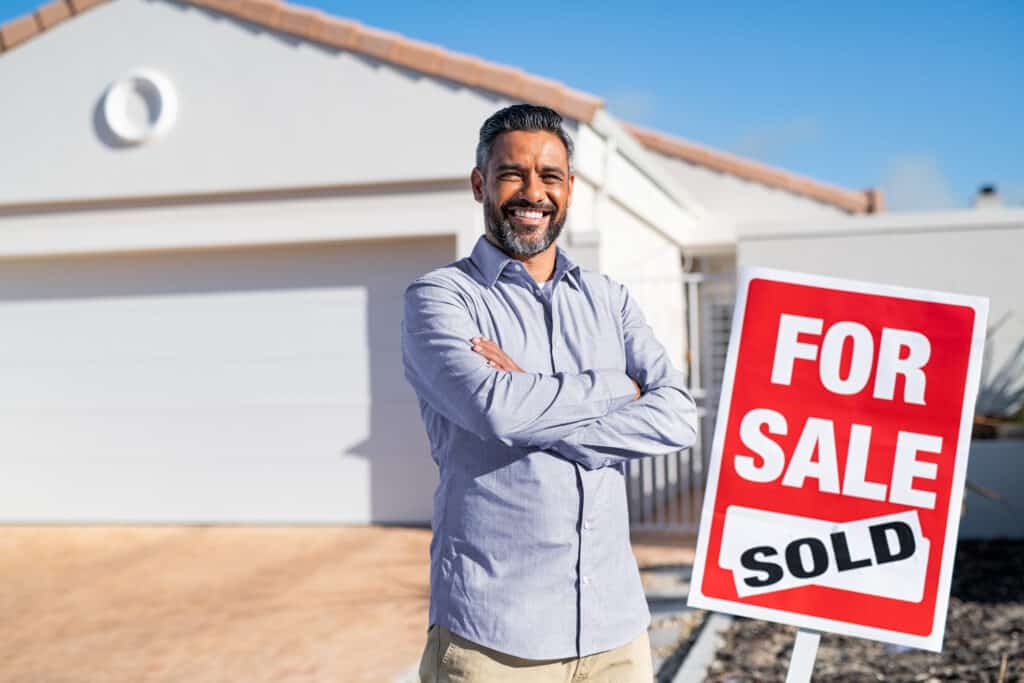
[0,0,882,213]
[626,122,883,214]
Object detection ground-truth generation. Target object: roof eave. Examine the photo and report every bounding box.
[625,122,884,214]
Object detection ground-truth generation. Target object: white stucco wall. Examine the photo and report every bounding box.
[600,199,686,372]
[576,115,702,248]
[0,0,525,204]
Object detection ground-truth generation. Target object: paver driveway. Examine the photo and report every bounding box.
[0,526,692,683]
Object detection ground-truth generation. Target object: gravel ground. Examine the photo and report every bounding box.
[704,540,1023,682]
[640,563,706,680]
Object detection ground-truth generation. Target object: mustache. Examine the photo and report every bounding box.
[502,201,556,212]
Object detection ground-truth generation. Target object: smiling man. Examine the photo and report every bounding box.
[401,104,698,682]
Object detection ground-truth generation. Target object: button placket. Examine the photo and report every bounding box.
[548,282,560,369]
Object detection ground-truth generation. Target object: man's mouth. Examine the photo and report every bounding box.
[505,206,553,229]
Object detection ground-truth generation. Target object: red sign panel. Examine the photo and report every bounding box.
[688,268,988,651]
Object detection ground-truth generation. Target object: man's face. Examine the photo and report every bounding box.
[471,130,574,258]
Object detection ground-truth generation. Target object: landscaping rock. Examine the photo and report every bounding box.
[704,540,1023,682]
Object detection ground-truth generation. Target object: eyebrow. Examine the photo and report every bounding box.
[494,163,525,174]
[494,163,566,176]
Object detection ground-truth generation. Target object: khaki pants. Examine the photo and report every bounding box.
[417,624,654,682]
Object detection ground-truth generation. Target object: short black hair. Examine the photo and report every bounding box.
[475,104,574,175]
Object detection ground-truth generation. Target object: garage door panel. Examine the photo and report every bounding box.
[3,457,372,523]
[5,402,369,459]
[2,288,368,361]
[0,236,451,522]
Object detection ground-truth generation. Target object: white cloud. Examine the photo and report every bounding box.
[880,156,961,211]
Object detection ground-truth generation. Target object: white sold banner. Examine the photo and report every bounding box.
[720,506,929,602]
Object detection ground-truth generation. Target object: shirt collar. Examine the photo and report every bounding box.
[470,235,582,291]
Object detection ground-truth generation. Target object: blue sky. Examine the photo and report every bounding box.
[2,0,1021,210]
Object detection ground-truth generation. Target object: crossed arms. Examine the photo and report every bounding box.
[400,276,698,470]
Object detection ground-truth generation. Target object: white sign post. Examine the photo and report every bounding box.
[786,629,820,683]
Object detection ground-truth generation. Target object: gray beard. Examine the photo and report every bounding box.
[484,197,566,257]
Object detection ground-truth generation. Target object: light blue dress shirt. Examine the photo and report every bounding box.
[401,234,698,660]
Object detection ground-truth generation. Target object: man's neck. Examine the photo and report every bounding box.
[485,234,557,284]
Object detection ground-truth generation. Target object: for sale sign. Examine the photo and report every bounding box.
[688,267,988,651]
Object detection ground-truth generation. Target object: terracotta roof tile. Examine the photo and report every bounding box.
[476,62,529,100]
[626,122,882,214]
[0,0,875,213]
[558,87,602,124]
[866,188,885,213]
[389,37,446,77]
[352,24,403,62]
[318,15,359,51]
[188,0,242,17]
[0,14,40,50]
[439,53,484,88]
[235,0,281,27]
[35,0,72,30]
[525,75,567,113]
[275,4,323,41]
[68,0,107,13]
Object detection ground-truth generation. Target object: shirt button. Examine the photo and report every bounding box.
[583,520,592,530]
[582,576,591,586]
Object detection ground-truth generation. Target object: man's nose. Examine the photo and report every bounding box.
[521,173,546,205]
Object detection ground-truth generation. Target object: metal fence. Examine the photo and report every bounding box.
[626,391,713,532]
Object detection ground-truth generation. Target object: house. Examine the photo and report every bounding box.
[0,0,880,524]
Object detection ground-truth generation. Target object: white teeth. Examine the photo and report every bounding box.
[512,209,545,219]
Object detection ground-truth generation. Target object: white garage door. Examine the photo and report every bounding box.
[0,236,453,523]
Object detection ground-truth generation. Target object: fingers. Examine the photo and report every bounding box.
[470,336,519,372]
[470,337,501,365]
[470,337,501,362]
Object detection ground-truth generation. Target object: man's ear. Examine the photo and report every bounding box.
[471,168,484,203]
[566,173,575,207]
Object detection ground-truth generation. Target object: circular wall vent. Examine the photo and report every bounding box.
[101,69,178,145]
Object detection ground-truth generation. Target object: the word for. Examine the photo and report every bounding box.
[772,314,931,404]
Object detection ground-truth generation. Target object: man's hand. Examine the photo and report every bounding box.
[470,337,524,372]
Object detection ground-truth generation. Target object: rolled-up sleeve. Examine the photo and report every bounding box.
[401,277,638,448]
[545,280,698,470]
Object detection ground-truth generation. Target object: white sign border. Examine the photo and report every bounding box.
[687,266,989,652]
